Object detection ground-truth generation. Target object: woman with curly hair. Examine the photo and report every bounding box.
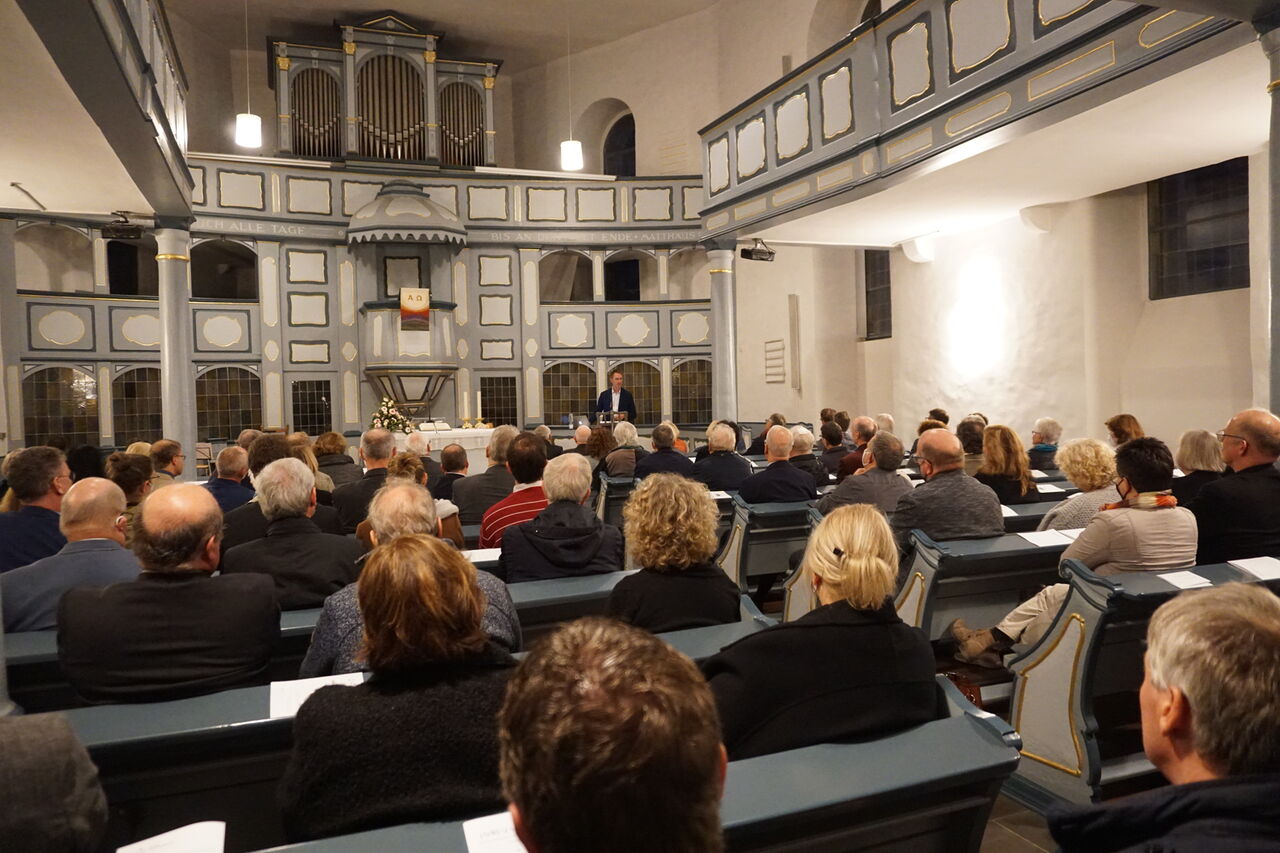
[583,424,617,463]
[1037,438,1120,531]
[605,474,739,633]
[974,424,1039,504]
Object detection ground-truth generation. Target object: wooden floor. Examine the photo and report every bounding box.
[981,794,1055,853]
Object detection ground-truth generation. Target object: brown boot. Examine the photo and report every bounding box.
[947,618,996,663]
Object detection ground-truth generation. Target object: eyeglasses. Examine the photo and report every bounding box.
[1215,431,1246,444]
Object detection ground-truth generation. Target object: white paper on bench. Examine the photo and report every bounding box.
[1058,528,1086,541]
[1230,556,1280,581]
[464,548,502,564]
[118,821,226,853]
[463,811,527,853]
[1172,468,1185,478]
[1031,469,1048,480]
[1000,505,1017,518]
[1037,483,1065,493]
[269,672,365,718]
[707,491,731,500]
[1017,530,1075,547]
[1159,571,1212,590]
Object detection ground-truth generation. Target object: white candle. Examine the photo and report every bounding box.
[475,390,482,420]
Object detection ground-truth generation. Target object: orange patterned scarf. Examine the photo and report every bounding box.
[1102,491,1178,511]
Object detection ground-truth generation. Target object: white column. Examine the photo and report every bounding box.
[707,246,738,420]
[156,226,197,474]
[656,248,671,298]
[590,250,606,301]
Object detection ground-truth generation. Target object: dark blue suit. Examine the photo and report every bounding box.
[204,477,255,514]
[737,460,817,504]
[2,539,140,631]
[594,388,637,424]
[0,506,66,573]
[635,448,695,479]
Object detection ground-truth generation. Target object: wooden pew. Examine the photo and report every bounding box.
[594,473,638,527]
[1002,503,1050,533]
[506,570,636,643]
[716,496,817,592]
[1004,559,1280,813]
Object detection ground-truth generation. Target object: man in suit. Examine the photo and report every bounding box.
[405,431,444,489]
[0,714,107,850]
[0,447,69,573]
[479,432,549,549]
[818,421,849,475]
[430,443,469,501]
[222,434,342,553]
[453,425,520,525]
[692,422,752,491]
[1187,408,1280,564]
[818,432,912,515]
[147,438,185,490]
[222,458,363,609]
[203,445,254,514]
[2,478,140,632]
[594,368,637,425]
[835,416,878,482]
[788,426,828,491]
[534,425,564,459]
[745,413,787,456]
[635,423,695,479]
[738,425,816,503]
[569,424,592,454]
[332,428,395,534]
[58,484,280,703]
[891,429,1003,553]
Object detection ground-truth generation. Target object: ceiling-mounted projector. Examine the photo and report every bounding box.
[102,212,142,240]
[740,238,775,262]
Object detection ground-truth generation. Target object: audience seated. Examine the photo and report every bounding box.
[301,484,519,676]
[498,454,623,584]
[356,453,464,549]
[956,416,986,476]
[817,432,911,515]
[499,618,727,853]
[203,446,254,513]
[1187,408,1280,564]
[691,422,752,490]
[929,407,950,425]
[663,420,691,454]
[280,535,516,841]
[737,425,817,503]
[1171,428,1224,505]
[236,429,263,489]
[147,439,184,490]
[606,474,739,633]
[2,479,139,632]
[1048,584,1280,851]
[745,412,787,456]
[313,431,362,488]
[105,451,152,538]
[874,412,896,434]
[835,416,878,482]
[818,421,849,475]
[58,484,279,703]
[66,445,104,482]
[453,425,519,525]
[430,443,469,502]
[635,423,695,479]
[1028,417,1062,470]
[533,424,563,459]
[951,437,1197,664]
[703,504,936,759]
[478,433,548,549]
[221,458,362,609]
[333,429,395,534]
[892,428,1003,552]
[568,424,592,455]
[907,417,948,458]
[834,410,854,446]
[288,438,335,503]
[584,424,617,464]
[0,447,69,573]
[1106,412,1145,446]
[222,434,342,553]
[600,421,648,478]
[1036,439,1120,531]
[974,425,1041,505]
[0,714,107,852]
[405,431,444,489]
[787,426,827,490]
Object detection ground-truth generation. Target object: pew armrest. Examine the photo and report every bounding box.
[935,675,1022,751]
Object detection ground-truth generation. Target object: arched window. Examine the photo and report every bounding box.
[107,237,159,296]
[602,114,635,178]
[671,359,713,426]
[605,250,657,301]
[191,239,258,299]
[541,362,596,427]
[290,68,343,159]
[609,361,660,426]
[195,367,261,441]
[667,248,711,300]
[357,55,426,160]
[112,367,163,446]
[440,81,485,167]
[22,367,100,447]
[14,224,93,293]
[539,251,593,302]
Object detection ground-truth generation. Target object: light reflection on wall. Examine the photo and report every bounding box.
[948,256,1005,377]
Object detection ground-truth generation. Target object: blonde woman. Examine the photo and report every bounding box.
[662,420,689,454]
[974,425,1039,504]
[1037,439,1120,531]
[124,441,152,456]
[605,474,739,633]
[1171,429,1224,504]
[288,438,336,496]
[702,504,936,759]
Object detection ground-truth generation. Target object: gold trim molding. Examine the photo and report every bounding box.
[1014,612,1087,777]
[949,0,1012,74]
[342,41,356,55]
[1027,41,1115,102]
[890,22,933,106]
[945,91,1012,137]
[1138,10,1213,49]
[276,56,291,71]
[155,254,189,262]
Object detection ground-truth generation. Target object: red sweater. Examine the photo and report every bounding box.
[478,485,548,549]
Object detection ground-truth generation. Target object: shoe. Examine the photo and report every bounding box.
[947,618,996,663]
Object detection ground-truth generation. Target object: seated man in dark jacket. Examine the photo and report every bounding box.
[58,484,280,704]
[692,422,752,491]
[222,434,342,556]
[221,457,363,609]
[634,423,694,479]
[332,428,395,534]
[787,426,828,491]
[1048,584,1280,851]
[498,453,623,584]
[738,425,816,504]
[1186,408,1280,564]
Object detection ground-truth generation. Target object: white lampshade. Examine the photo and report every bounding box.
[235,112,262,149]
[560,139,584,171]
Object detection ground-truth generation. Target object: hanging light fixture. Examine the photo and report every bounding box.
[559,12,582,171]
[234,0,262,148]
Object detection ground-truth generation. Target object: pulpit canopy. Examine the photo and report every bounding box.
[347,180,468,246]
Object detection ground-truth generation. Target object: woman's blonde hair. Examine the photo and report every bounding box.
[387,451,426,484]
[1053,438,1116,492]
[977,425,1034,496]
[623,474,719,570]
[660,420,681,440]
[801,504,898,610]
[1175,429,1225,474]
[124,441,152,456]
[288,442,320,475]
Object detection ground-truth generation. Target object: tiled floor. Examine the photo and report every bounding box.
[981,794,1055,853]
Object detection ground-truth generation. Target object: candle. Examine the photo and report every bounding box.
[475,390,482,421]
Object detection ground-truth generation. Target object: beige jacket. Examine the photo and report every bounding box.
[1061,504,1197,576]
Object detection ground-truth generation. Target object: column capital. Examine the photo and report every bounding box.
[702,237,737,252]
[154,215,194,230]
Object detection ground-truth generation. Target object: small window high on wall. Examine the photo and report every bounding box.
[1148,157,1249,300]
[603,114,635,178]
[864,249,891,340]
[192,240,259,300]
[107,237,159,296]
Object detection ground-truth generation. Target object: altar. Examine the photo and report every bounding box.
[394,426,495,473]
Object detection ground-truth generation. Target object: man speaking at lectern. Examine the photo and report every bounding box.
[595,369,637,425]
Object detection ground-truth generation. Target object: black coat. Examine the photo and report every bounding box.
[635,447,695,479]
[497,501,624,583]
[702,600,937,759]
[418,455,444,490]
[789,453,828,491]
[594,388,637,424]
[452,466,516,526]
[1048,772,1280,853]
[1171,469,1221,506]
[606,562,740,633]
[57,571,280,703]
[974,472,1040,505]
[692,451,753,491]
[279,646,516,841]
[430,471,466,502]
[221,516,364,609]
[1187,463,1280,564]
[543,439,564,460]
[737,460,816,504]
[332,468,391,534]
[316,453,363,488]
[222,501,342,557]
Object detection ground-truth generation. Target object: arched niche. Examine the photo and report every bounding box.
[667,247,711,300]
[607,360,660,426]
[539,250,593,302]
[22,366,100,447]
[575,97,633,174]
[603,113,635,178]
[605,249,657,302]
[107,236,159,296]
[14,223,93,293]
[191,239,259,300]
[807,0,877,57]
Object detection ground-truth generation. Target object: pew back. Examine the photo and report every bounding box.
[716,497,816,591]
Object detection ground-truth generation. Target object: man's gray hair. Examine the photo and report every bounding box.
[533,424,552,440]
[613,421,638,447]
[361,429,396,462]
[1033,417,1063,445]
[790,425,815,454]
[708,423,736,452]
[237,428,263,450]
[867,432,904,472]
[489,425,520,463]
[216,445,248,478]
[852,416,877,442]
[544,453,592,502]
[874,413,895,434]
[574,425,592,443]
[367,482,438,542]
[765,424,793,458]
[255,457,314,522]
[405,431,431,455]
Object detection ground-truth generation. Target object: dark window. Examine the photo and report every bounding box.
[541,362,596,426]
[479,375,519,427]
[291,380,332,436]
[195,367,262,441]
[1148,157,1249,300]
[22,367,100,448]
[604,258,640,301]
[107,237,159,296]
[671,359,712,426]
[864,248,891,340]
[610,361,661,426]
[112,367,163,446]
[603,114,636,178]
[192,240,258,299]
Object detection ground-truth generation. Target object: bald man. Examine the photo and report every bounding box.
[738,425,817,503]
[890,428,1004,553]
[204,445,253,514]
[1186,408,1280,564]
[57,484,279,703]
[569,424,593,454]
[2,478,140,632]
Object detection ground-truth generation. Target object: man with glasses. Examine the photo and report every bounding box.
[0,447,71,572]
[890,428,1003,554]
[148,439,185,490]
[1186,409,1280,564]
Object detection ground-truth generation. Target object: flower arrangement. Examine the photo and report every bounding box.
[370,397,413,434]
